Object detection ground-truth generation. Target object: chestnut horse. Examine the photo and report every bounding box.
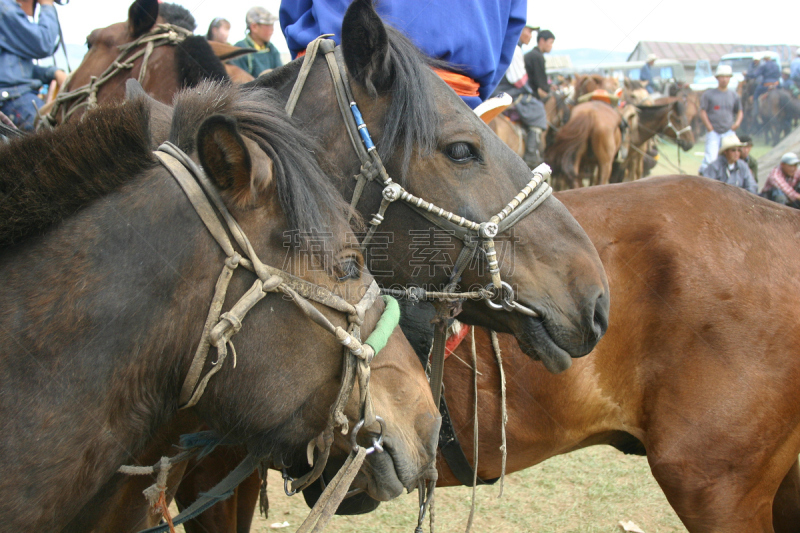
[43,0,229,126]
[437,177,800,533]
[487,92,570,160]
[0,81,441,530]
[544,101,623,189]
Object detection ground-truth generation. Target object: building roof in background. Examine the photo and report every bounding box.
[628,41,800,67]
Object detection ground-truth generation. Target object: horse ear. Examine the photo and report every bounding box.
[128,0,159,38]
[197,115,274,207]
[341,0,393,94]
[125,80,172,147]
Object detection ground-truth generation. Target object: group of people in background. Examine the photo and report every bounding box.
[698,60,800,208]
[206,7,282,77]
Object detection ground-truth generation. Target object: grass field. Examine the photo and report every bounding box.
[237,447,687,532]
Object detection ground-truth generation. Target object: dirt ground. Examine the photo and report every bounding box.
[166,446,686,532]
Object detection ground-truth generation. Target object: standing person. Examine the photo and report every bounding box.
[229,7,283,77]
[761,152,800,208]
[524,29,554,101]
[738,134,757,179]
[700,135,757,194]
[280,0,526,110]
[206,17,231,44]
[640,54,657,94]
[0,0,66,131]
[698,64,742,174]
[493,23,547,168]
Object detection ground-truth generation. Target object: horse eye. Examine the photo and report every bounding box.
[335,256,362,281]
[444,142,477,163]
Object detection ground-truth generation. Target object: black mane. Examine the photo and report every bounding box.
[159,2,196,31]
[0,101,155,247]
[175,36,230,88]
[374,26,445,178]
[168,82,356,251]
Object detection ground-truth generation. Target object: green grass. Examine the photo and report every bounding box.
[234,447,687,533]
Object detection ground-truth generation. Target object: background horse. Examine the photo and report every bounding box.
[758,89,800,145]
[438,177,800,533]
[0,83,439,530]
[544,101,622,189]
[622,97,694,181]
[45,0,229,125]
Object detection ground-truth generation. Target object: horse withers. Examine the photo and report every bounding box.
[0,82,439,531]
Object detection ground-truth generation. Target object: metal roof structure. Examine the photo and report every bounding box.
[628,41,799,67]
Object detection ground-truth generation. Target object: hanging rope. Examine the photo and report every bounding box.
[490,331,508,498]
[464,328,480,533]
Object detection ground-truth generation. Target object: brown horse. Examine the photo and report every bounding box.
[758,89,800,146]
[544,101,623,189]
[487,91,571,160]
[622,97,694,181]
[574,73,619,101]
[0,81,440,531]
[44,0,229,125]
[438,177,800,533]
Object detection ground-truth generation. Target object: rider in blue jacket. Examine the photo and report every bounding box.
[279,0,526,109]
[0,0,64,130]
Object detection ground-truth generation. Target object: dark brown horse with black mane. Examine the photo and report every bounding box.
[0,81,440,531]
[89,0,612,529]
[432,177,800,533]
[43,0,229,126]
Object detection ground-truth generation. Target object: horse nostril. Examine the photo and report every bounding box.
[590,291,609,341]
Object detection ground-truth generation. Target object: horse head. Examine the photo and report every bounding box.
[252,0,609,374]
[47,0,228,125]
[167,84,440,503]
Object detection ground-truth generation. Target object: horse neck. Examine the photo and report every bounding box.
[0,170,222,528]
[633,105,670,145]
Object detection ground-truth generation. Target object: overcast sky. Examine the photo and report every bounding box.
[53,0,793,57]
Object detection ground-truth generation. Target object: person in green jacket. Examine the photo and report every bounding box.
[229,7,282,77]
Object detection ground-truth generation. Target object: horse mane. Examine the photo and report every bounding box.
[0,101,155,247]
[168,81,357,251]
[159,2,196,31]
[175,36,230,88]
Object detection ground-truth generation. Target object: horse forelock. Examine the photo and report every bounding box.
[0,101,155,248]
[168,82,356,252]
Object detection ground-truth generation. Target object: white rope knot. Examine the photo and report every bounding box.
[225,253,241,269]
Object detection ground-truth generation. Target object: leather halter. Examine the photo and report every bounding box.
[40,24,192,128]
[152,141,401,490]
[285,37,554,316]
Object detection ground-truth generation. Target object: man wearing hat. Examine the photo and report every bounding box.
[700,134,757,194]
[493,23,547,168]
[698,64,742,174]
[229,7,283,77]
[761,152,800,207]
[639,54,657,94]
[751,55,781,114]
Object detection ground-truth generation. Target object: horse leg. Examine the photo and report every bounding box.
[595,126,619,186]
[571,143,587,188]
[773,457,800,533]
